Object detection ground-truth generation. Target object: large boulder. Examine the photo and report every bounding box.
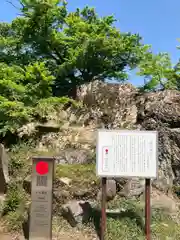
[77,80,138,129]
[138,90,180,189]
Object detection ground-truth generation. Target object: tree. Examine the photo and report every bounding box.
[0,62,54,135]
[0,0,148,138]
[137,52,179,92]
[3,0,148,97]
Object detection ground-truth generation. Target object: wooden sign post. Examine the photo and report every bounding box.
[29,157,55,240]
[96,130,158,240]
[145,178,151,240]
[101,177,107,240]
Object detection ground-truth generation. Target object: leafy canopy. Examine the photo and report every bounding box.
[137,51,180,92]
[0,0,148,137]
[2,0,147,96]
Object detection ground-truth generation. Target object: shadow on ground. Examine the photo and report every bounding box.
[80,202,145,239]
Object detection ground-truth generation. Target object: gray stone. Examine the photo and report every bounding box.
[57,149,92,164]
[119,178,145,198]
[61,200,83,226]
[97,179,117,201]
[55,156,67,164]
[0,144,9,194]
[61,200,92,227]
[73,189,92,198]
[69,113,77,123]
[59,177,72,186]
[53,189,70,203]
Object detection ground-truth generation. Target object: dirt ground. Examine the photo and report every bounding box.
[0,231,98,240]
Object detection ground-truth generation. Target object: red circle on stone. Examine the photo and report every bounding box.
[36,161,49,175]
[105,149,108,153]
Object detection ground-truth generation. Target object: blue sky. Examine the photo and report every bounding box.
[1,0,180,86]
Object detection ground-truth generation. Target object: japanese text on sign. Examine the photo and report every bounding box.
[96,130,158,178]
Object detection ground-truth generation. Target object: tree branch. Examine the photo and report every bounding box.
[6,0,20,10]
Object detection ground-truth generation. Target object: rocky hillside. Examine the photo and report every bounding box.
[77,81,180,191]
[18,80,180,189]
[1,81,180,239]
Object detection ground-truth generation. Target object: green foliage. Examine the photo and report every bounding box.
[24,62,55,105]
[137,52,179,92]
[34,96,78,119]
[0,99,32,136]
[8,141,35,176]
[3,182,26,215]
[1,181,28,231]
[4,0,146,96]
[0,61,67,135]
[0,1,148,137]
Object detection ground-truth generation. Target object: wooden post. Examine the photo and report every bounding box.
[101,177,107,240]
[145,178,151,240]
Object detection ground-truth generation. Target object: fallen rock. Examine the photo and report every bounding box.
[61,200,83,227]
[140,188,180,216]
[119,178,145,198]
[97,179,117,201]
[54,189,70,202]
[69,113,77,123]
[73,189,93,199]
[59,177,72,186]
[61,200,92,227]
[17,122,37,138]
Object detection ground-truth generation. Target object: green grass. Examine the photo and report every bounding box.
[55,164,99,200]
[1,181,29,231]
[104,198,180,240]
[56,163,98,187]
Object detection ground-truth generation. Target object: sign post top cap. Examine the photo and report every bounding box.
[32,156,55,161]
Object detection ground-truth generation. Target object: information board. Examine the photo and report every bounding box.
[29,157,54,240]
[96,130,158,178]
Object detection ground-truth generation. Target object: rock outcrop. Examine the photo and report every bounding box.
[77,81,180,193]
[18,80,180,197]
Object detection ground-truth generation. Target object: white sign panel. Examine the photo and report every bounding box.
[96,130,158,178]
